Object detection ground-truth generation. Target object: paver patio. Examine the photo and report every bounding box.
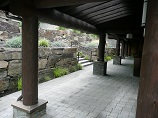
[0,57,139,118]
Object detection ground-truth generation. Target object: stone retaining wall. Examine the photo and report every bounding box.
[0,47,77,94]
[78,45,115,60]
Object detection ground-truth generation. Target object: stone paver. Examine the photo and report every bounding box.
[0,57,139,118]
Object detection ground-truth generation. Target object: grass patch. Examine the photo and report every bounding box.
[69,64,82,72]
[6,36,22,48]
[44,76,51,81]
[84,55,90,60]
[38,38,50,47]
[53,67,69,78]
[17,78,22,91]
[105,55,112,61]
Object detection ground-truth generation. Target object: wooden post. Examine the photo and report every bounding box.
[22,16,38,105]
[136,0,158,117]
[121,41,125,58]
[128,41,131,56]
[97,33,106,61]
[116,38,120,56]
[126,42,128,56]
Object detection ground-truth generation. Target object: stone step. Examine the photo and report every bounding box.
[78,59,89,64]
[81,62,93,67]
[77,57,85,61]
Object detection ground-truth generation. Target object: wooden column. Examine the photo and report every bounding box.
[121,41,125,58]
[124,42,128,57]
[97,33,106,61]
[126,42,128,56]
[128,41,131,56]
[136,0,158,117]
[22,16,38,105]
[116,38,120,56]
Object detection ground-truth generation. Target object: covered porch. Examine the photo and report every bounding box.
[0,58,139,118]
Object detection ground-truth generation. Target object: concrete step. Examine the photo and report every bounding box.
[77,57,85,61]
[81,62,93,67]
[78,59,89,64]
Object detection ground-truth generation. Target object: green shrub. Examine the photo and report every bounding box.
[57,26,66,30]
[105,56,112,61]
[85,41,98,48]
[84,55,90,60]
[69,64,82,72]
[76,64,82,70]
[38,38,50,47]
[53,67,69,78]
[79,52,84,57]
[17,78,22,91]
[69,66,77,72]
[44,76,51,81]
[52,41,68,47]
[6,36,22,48]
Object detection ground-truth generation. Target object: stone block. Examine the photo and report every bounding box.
[0,52,5,60]
[64,48,77,54]
[8,78,18,91]
[56,58,71,67]
[0,61,8,69]
[93,61,107,76]
[8,60,21,76]
[0,69,7,78]
[11,51,22,60]
[39,48,51,58]
[38,68,54,83]
[113,56,121,65]
[38,59,48,69]
[0,78,9,92]
[12,99,48,118]
[0,51,21,61]
[61,53,74,59]
[51,48,64,55]
[47,55,60,68]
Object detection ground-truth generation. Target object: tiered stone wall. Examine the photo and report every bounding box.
[78,45,115,60]
[0,47,77,94]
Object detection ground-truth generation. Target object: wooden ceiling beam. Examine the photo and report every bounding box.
[38,9,99,34]
[81,3,128,20]
[94,13,131,25]
[67,1,110,15]
[87,7,128,22]
[74,0,126,18]
[34,0,109,8]
[88,5,139,23]
[93,11,131,24]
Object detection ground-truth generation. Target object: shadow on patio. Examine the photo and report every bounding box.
[0,57,140,118]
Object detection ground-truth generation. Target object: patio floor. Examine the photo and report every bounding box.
[0,57,140,118]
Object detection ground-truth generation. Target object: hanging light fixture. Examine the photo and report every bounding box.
[126,34,133,39]
[142,0,148,27]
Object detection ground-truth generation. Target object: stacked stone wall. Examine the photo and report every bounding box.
[0,47,77,95]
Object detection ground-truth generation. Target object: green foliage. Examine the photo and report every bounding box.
[44,76,51,81]
[57,26,66,30]
[17,78,22,91]
[69,64,82,72]
[85,41,98,48]
[18,22,22,27]
[72,29,81,34]
[76,64,82,70]
[52,41,68,47]
[89,34,98,39]
[79,52,84,57]
[105,56,112,61]
[84,55,90,60]
[53,67,69,78]
[38,38,50,47]
[6,36,22,48]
